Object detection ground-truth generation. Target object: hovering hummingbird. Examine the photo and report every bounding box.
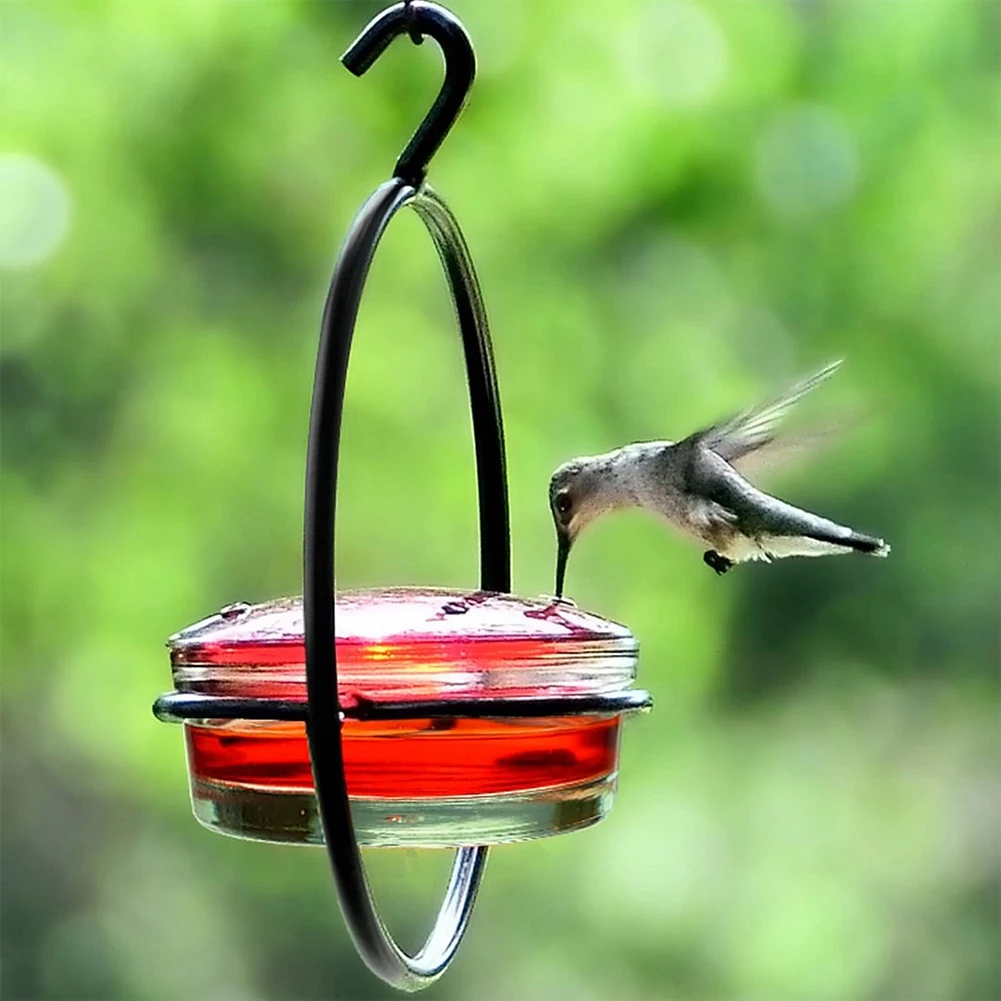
[549,361,889,597]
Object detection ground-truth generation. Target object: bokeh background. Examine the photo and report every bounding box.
[2,1,999,998]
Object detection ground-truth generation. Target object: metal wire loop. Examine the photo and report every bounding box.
[153,690,654,725]
[311,16,504,985]
[303,172,509,989]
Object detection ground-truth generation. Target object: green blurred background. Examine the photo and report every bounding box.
[2,1,999,998]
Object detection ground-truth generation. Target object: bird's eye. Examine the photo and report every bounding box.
[555,491,572,518]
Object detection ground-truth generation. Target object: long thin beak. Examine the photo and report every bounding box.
[554,530,571,599]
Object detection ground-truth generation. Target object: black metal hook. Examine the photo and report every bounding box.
[341,1,475,186]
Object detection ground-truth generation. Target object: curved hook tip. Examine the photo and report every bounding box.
[340,2,475,184]
[340,3,438,76]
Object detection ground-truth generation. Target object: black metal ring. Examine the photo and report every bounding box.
[304,178,509,990]
[153,690,653,725]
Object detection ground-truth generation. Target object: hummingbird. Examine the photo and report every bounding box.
[549,361,889,597]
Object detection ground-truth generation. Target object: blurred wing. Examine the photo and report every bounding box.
[732,419,853,480]
[696,360,843,464]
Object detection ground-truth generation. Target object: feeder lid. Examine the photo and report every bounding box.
[170,587,638,703]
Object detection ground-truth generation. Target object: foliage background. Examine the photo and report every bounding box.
[1,1,998,998]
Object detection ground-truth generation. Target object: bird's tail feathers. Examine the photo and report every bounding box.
[809,530,890,557]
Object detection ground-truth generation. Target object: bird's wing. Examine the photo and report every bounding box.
[731,418,854,479]
[693,360,842,464]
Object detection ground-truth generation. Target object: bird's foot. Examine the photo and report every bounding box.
[703,550,734,575]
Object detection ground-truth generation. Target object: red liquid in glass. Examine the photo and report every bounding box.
[186,716,621,799]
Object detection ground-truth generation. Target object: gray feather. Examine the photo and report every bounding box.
[685,446,889,560]
[688,448,842,536]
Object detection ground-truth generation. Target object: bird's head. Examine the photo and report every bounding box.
[549,457,616,598]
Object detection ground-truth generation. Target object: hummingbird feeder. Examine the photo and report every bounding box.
[154,1,652,991]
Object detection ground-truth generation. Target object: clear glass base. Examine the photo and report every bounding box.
[189,774,616,848]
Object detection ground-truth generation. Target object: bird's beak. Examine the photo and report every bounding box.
[554,529,571,599]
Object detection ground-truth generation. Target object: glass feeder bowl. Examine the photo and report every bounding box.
[163,587,645,848]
